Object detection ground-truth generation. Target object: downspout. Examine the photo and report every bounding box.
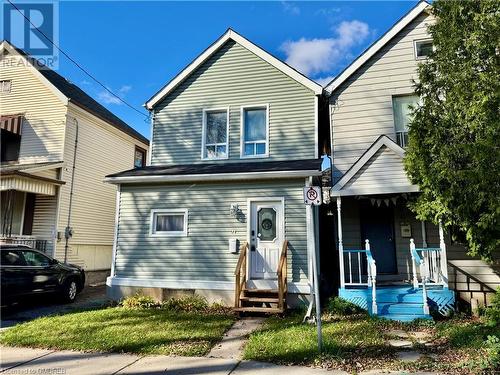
[64,116,79,263]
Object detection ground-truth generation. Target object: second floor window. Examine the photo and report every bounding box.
[392,95,419,148]
[414,39,433,59]
[242,105,268,158]
[0,80,12,93]
[202,109,228,160]
[134,147,146,168]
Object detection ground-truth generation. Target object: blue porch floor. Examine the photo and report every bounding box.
[339,285,455,322]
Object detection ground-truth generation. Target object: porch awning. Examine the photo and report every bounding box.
[330,135,419,197]
[0,171,65,196]
[0,114,23,135]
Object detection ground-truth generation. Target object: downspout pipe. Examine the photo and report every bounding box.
[64,117,78,263]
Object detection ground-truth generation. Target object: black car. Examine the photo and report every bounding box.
[1,245,85,304]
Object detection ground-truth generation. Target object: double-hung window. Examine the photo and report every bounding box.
[392,95,419,148]
[241,105,268,158]
[150,209,188,237]
[202,108,229,160]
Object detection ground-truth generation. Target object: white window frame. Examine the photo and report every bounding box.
[0,80,12,93]
[240,104,269,159]
[150,209,188,237]
[392,94,420,148]
[201,107,230,160]
[413,39,433,60]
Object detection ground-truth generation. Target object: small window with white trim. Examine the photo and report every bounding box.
[0,80,12,93]
[150,209,188,237]
[414,39,433,59]
[241,105,268,158]
[202,108,229,160]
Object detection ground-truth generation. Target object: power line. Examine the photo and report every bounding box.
[6,0,150,120]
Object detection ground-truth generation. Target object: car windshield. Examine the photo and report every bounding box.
[1,250,27,266]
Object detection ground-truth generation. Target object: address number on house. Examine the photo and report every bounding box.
[303,186,322,205]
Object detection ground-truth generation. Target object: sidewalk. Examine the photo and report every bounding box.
[0,346,439,375]
[1,346,348,375]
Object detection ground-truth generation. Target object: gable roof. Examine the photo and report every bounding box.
[145,29,323,109]
[331,135,419,196]
[324,1,431,95]
[0,40,149,145]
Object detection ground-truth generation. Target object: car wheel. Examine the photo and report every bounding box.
[62,279,78,303]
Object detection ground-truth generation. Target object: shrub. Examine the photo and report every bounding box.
[484,288,500,326]
[120,293,160,309]
[325,297,365,316]
[161,294,209,312]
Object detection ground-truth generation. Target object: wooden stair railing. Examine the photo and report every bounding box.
[234,242,248,308]
[277,240,288,311]
[234,240,288,314]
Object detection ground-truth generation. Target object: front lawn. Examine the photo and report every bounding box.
[244,305,499,374]
[0,306,235,356]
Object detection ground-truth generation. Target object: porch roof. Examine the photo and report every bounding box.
[105,158,323,184]
[0,171,65,196]
[330,135,419,197]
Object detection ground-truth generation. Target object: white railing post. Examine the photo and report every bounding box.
[439,221,449,288]
[410,239,418,288]
[366,239,377,315]
[420,261,430,315]
[337,197,345,289]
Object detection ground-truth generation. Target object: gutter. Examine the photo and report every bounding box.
[104,169,323,185]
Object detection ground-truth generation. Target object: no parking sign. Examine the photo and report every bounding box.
[303,186,322,205]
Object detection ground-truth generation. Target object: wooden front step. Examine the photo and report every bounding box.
[239,296,279,303]
[233,306,284,314]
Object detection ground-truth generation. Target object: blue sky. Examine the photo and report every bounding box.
[51,1,418,137]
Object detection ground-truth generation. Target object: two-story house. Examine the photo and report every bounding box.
[0,40,149,282]
[324,1,499,321]
[105,29,324,310]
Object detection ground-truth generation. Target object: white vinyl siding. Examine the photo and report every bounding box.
[330,13,433,182]
[0,54,66,164]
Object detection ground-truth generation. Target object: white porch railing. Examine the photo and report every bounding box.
[410,235,449,315]
[342,239,377,314]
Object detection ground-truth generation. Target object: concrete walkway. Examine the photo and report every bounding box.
[0,346,342,375]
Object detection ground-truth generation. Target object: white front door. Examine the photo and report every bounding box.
[248,199,284,284]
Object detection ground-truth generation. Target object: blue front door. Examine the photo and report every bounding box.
[360,203,397,274]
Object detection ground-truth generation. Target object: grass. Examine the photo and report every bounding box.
[0,306,235,356]
[243,310,500,374]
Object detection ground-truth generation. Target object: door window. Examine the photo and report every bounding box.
[1,250,26,266]
[257,207,276,241]
[22,251,51,266]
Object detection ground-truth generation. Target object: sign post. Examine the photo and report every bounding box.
[303,185,322,352]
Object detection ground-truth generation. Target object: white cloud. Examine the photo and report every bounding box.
[280,20,371,77]
[97,84,132,105]
[314,75,336,87]
[281,1,300,15]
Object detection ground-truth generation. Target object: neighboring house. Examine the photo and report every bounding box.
[105,29,324,310]
[324,1,499,320]
[0,41,149,282]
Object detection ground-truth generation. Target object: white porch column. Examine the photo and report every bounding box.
[421,221,428,248]
[438,221,449,288]
[336,196,345,289]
